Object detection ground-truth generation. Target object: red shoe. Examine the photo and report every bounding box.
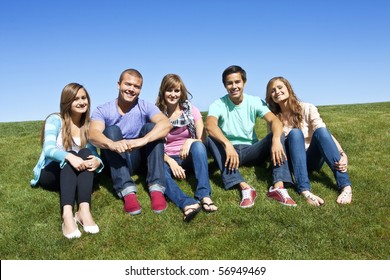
[124,193,142,215]
[150,191,167,213]
[267,186,297,206]
[240,187,257,208]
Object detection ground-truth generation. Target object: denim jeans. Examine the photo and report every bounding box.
[286,127,352,194]
[101,123,165,198]
[207,133,293,189]
[164,141,211,210]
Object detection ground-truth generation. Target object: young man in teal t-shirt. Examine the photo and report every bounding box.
[206,65,296,208]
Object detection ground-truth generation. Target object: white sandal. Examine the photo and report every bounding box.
[303,191,324,206]
[337,187,352,204]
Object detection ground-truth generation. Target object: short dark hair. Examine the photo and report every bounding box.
[119,68,143,84]
[222,65,247,85]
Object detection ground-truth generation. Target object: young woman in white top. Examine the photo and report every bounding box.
[31,83,103,238]
[265,77,352,206]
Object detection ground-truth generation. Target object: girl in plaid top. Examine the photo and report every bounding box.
[156,74,217,222]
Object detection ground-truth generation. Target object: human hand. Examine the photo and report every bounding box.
[224,143,239,172]
[179,139,197,160]
[126,138,148,150]
[66,153,87,171]
[109,139,132,153]
[169,160,186,179]
[334,153,348,172]
[85,155,100,172]
[271,140,287,166]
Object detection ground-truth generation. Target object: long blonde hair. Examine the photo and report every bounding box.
[265,77,303,128]
[41,83,91,150]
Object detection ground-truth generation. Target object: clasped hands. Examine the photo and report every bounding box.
[109,138,147,153]
[67,154,100,172]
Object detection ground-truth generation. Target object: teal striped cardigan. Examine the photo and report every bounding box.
[30,114,103,187]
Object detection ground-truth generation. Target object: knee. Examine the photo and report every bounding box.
[208,136,220,147]
[288,129,304,142]
[190,141,207,154]
[140,123,155,136]
[78,148,93,159]
[103,125,123,141]
[268,132,286,143]
[289,128,304,138]
[313,127,331,141]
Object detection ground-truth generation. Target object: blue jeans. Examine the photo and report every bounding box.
[207,133,293,189]
[164,141,212,210]
[101,123,165,198]
[286,127,352,194]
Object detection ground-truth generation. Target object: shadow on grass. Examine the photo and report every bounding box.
[308,169,340,192]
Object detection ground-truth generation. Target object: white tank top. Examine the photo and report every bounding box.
[56,132,81,152]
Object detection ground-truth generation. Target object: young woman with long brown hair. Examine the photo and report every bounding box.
[31,83,103,238]
[266,77,352,206]
[156,74,217,222]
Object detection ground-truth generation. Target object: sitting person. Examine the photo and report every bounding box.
[89,68,172,215]
[156,74,218,222]
[206,65,296,208]
[31,83,103,239]
[265,76,352,205]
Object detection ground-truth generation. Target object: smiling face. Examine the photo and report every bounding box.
[117,72,143,104]
[224,72,246,104]
[269,79,290,104]
[164,85,181,107]
[71,88,89,115]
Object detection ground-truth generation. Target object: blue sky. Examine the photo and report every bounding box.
[1,0,389,122]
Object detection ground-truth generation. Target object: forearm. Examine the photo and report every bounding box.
[164,153,170,162]
[206,121,230,147]
[270,119,284,142]
[143,120,172,144]
[89,130,114,150]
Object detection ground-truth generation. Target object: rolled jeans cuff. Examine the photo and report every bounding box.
[117,184,137,198]
[149,183,165,193]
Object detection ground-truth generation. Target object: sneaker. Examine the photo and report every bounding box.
[123,193,142,215]
[267,186,297,206]
[240,187,257,208]
[150,191,167,214]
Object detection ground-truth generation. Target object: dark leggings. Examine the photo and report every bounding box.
[39,148,94,209]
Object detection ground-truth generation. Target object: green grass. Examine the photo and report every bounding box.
[1,102,389,260]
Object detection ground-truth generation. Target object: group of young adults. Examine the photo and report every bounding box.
[30,65,353,239]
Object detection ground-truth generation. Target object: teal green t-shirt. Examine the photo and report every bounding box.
[208,94,270,145]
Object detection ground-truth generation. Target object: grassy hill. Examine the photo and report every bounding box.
[1,102,389,260]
